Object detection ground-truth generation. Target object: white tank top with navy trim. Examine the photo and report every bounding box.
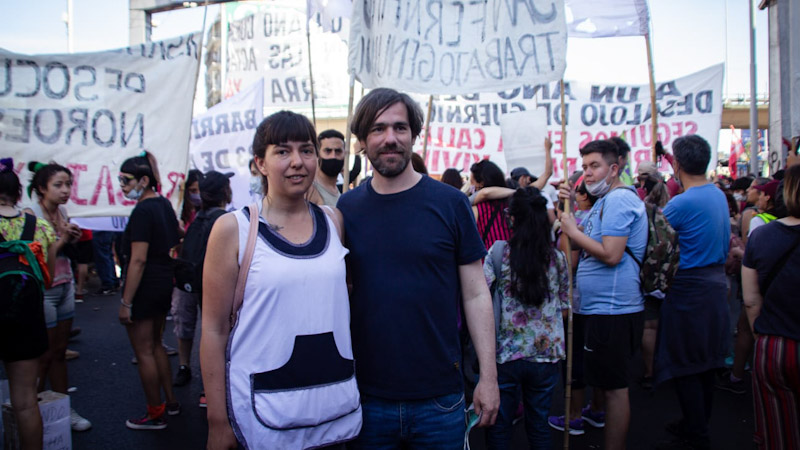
[226,202,361,449]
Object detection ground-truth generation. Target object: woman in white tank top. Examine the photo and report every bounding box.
[200,111,361,450]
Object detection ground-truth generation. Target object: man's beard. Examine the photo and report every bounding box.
[369,144,410,178]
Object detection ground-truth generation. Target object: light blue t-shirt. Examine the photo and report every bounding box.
[663,183,730,269]
[576,186,648,315]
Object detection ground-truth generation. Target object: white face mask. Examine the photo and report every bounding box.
[585,164,617,197]
[125,186,143,200]
[249,176,262,195]
[734,192,745,202]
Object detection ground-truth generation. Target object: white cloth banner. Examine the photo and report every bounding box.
[189,78,263,209]
[223,1,350,112]
[348,0,568,95]
[0,34,201,218]
[565,0,650,38]
[413,64,724,179]
[307,0,352,34]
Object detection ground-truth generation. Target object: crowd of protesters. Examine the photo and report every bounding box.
[1,87,798,450]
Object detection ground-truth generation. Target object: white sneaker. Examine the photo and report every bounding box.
[70,408,92,431]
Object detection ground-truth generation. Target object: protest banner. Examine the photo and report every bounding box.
[223,1,349,113]
[0,33,201,217]
[348,0,568,95]
[413,64,724,179]
[189,78,263,209]
[565,0,650,38]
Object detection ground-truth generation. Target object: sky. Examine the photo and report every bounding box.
[0,0,771,153]
[0,0,770,93]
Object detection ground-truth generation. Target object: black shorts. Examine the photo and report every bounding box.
[76,240,93,264]
[0,293,48,362]
[644,296,661,321]
[583,312,644,390]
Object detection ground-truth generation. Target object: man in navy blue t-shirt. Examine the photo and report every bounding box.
[337,88,499,448]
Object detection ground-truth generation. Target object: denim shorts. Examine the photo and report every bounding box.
[170,288,200,340]
[43,282,75,328]
[350,392,466,449]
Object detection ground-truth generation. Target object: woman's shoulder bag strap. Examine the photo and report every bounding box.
[230,203,259,329]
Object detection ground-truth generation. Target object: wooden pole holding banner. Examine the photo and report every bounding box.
[342,72,356,193]
[645,33,658,163]
[306,13,317,127]
[421,95,434,163]
[560,79,575,449]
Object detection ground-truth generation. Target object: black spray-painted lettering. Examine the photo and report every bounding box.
[0,107,144,148]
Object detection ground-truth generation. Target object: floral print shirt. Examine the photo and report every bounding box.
[484,241,570,364]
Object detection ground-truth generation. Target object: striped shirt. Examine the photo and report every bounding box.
[476,199,512,250]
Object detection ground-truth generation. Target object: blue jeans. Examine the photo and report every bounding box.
[92,231,119,289]
[485,360,559,450]
[350,392,466,449]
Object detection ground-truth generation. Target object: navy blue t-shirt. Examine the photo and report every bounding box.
[337,175,487,400]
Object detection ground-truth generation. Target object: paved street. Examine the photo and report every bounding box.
[6,282,755,449]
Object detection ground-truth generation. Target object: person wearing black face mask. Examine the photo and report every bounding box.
[309,129,347,207]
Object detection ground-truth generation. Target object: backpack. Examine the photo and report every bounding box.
[0,214,47,321]
[174,208,226,294]
[600,188,680,298]
[625,202,680,297]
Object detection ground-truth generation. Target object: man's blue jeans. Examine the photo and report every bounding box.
[350,392,466,449]
[484,359,559,450]
[92,231,119,289]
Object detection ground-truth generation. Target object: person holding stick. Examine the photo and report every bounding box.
[558,139,648,450]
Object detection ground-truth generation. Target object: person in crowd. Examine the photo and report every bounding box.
[25,161,91,432]
[308,129,346,207]
[180,169,203,231]
[730,176,752,214]
[337,88,499,448]
[1,158,57,449]
[440,168,464,190]
[470,160,514,249]
[472,139,556,225]
[549,174,604,436]
[92,228,120,295]
[173,171,232,389]
[741,177,771,243]
[247,158,263,204]
[117,151,181,430]
[201,111,361,449]
[558,139,648,450]
[610,136,636,186]
[634,160,669,389]
[73,229,92,302]
[411,152,428,175]
[653,136,730,450]
[510,167,535,188]
[747,179,781,237]
[635,161,670,207]
[483,187,569,449]
[742,163,800,450]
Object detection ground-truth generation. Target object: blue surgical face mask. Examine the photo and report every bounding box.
[249,176,263,195]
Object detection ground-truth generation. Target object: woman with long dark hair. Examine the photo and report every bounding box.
[470,160,512,249]
[180,169,203,230]
[26,161,91,431]
[484,187,569,449]
[118,151,181,429]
